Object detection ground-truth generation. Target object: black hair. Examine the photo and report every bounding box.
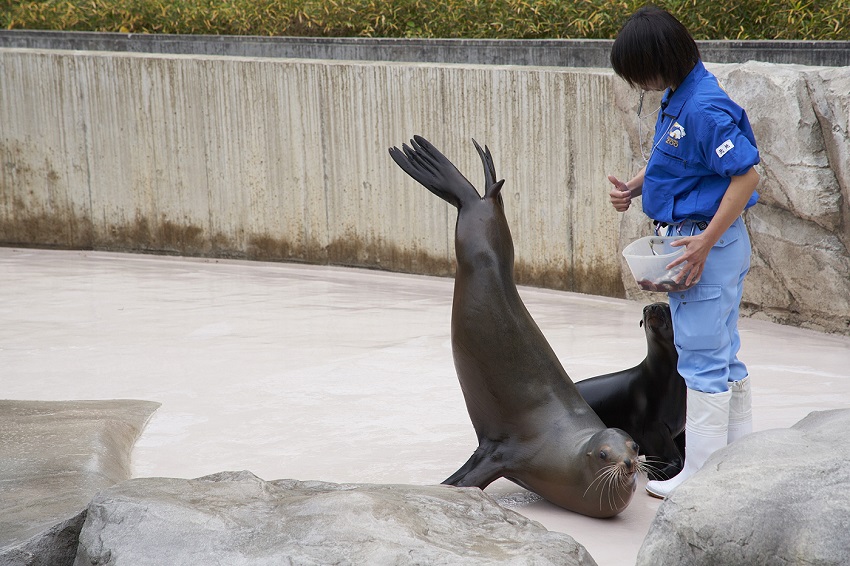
[610,6,701,89]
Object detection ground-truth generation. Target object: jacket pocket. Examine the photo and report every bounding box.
[653,147,689,171]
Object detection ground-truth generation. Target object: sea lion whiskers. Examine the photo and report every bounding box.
[601,465,624,511]
[581,464,612,502]
[583,457,637,497]
[583,462,634,511]
[638,456,668,479]
[612,462,639,509]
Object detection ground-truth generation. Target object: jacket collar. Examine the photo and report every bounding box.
[660,60,706,117]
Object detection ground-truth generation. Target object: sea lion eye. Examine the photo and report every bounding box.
[599,450,608,460]
[631,442,640,453]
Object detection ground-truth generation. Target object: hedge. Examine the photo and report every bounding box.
[2,0,848,40]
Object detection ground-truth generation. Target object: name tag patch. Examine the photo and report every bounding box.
[715,139,734,158]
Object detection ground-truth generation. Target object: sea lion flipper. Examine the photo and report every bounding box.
[471,139,505,201]
[471,139,496,186]
[389,135,481,208]
[441,443,505,489]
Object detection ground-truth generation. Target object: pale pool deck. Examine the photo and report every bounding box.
[3,247,849,566]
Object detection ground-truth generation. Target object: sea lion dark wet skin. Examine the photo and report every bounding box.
[576,303,687,480]
[389,136,640,518]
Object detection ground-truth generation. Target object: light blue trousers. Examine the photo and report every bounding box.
[667,216,751,393]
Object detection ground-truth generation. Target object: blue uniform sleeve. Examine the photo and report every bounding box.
[699,105,760,178]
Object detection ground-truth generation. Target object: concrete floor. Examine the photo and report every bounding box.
[3,247,849,566]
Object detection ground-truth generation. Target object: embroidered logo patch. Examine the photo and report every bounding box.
[668,122,686,140]
[716,139,734,158]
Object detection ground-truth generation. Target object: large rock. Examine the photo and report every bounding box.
[74,471,596,566]
[0,399,160,566]
[714,62,850,334]
[636,409,850,566]
[716,63,842,229]
[806,65,850,253]
[746,204,850,330]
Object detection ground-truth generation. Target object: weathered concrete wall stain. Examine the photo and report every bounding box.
[1,48,848,334]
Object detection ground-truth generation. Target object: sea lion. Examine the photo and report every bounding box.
[576,302,686,480]
[389,135,641,518]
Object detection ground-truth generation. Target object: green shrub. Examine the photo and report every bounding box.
[2,0,848,40]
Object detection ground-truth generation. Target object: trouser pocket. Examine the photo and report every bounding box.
[670,284,723,351]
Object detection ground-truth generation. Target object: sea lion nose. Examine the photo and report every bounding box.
[623,458,633,469]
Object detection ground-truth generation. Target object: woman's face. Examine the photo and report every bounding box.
[639,77,669,92]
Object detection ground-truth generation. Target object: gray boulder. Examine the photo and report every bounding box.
[637,409,850,566]
[74,471,597,566]
[0,399,160,566]
[714,63,850,333]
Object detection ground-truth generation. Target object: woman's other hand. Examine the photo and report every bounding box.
[608,175,633,212]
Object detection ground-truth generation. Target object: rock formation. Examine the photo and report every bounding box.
[74,471,597,566]
[0,400,160,566]
[636,408,850,565]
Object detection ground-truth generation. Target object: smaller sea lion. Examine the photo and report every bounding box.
[576,302,686,480]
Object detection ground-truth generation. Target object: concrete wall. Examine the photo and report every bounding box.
[1,48,848,334]
[2,31,850,67]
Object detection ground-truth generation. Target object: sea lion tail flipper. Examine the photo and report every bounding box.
[471,139,506,201]
[441,443,505,489]
[388,135,480,208]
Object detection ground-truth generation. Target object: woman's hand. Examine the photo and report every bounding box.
[667,234,711,287]
[607,168,644,212]
[607,175,633,212]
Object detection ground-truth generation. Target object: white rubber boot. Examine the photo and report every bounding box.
[727,376,752,444]
[646,388,731,499]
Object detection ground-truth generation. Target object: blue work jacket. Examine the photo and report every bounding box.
[643,60,760,224]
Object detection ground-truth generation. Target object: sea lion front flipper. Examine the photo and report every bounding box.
[441,442,506,489]
[389,135,481,208]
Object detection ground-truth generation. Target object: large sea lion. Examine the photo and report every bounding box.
[576,302,686,480]
[389,136,641,518]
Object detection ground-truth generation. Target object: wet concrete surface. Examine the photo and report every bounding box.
[2,247,849,566]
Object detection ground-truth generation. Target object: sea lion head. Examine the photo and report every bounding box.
[641,302,673,342]
[581,428,641,516]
